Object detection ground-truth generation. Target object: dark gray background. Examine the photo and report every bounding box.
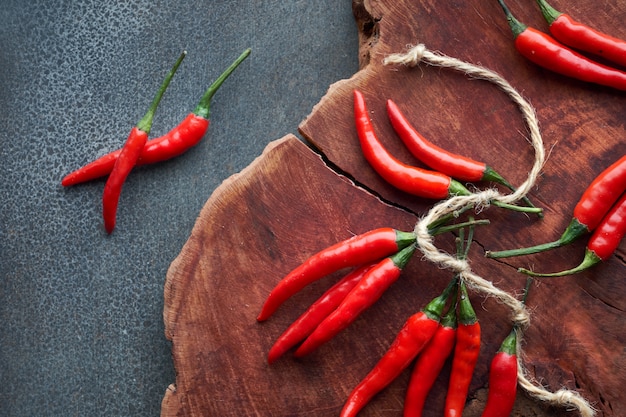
[0,1,358,415]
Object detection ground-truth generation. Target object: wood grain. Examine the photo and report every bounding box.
[162,1,625,415]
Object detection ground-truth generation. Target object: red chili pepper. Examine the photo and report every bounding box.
[257,228,416,322]
[294,244,417,357]
[101,51,187,234]
[403,298,457,417]
[267,263,374,364]
[487,154,626,258]
[480,328,518,417]
[386,99,539,213]
[520,192,626,277]
[339,279,457,417]
[353,90,541,214]
[498,0,626,91]
[61,49,251,187]
[536,0,626,69]
[444,280,481,417]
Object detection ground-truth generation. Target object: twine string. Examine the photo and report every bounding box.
[383,44,594,417]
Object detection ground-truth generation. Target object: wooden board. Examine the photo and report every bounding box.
[162,1,626,416]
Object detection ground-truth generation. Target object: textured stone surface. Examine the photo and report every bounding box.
[0,1,358,416]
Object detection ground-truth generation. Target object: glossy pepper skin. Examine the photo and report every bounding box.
[353,90,542,214]
[487,154,626,258]
[386,99,539,214]
[340,279,456,417]
[403,300,457,417]
[498,0,626,91]
[266,263,374,364]
[353,89,464,200]
[445,281,481,417]
[102,51,187,233]
[257,228,416,321]
[481,329,518,417]
[520,192,626,277]
[536,0,626,69]
[62,49,251,187]
[294,244,416,357]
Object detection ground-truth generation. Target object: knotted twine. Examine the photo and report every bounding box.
[383,44,595,417]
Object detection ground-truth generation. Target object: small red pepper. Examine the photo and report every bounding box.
[480,328,518,417]
[294,244,417,357]
[339,279,457,417]
[257,228,416,322]
[403,297,457,417]
[102,51,187,233]
[444,280,481,417]
[61,49,251,186]
[353,90,542,214]
[487,154,626,258]
[520,192,626,277]
[536,0,626,69]
[386,99,539,213]
[267,263,374,364]
[498,0,626,91]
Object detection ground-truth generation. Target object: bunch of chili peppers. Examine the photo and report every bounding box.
[497,0,626,91]
[487,154,626,277]
[260,222,527,416]
[62,48,251,233]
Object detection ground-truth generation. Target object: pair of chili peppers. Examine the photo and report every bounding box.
[62,48,251,187]
[497,0,626,91]
[488,154,626,276]
[353,89,542,215]
[102,50,187,233]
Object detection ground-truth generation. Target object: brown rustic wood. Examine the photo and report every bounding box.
[163,1,625,416]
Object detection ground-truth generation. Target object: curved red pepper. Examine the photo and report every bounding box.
[266,263,374,364]
[488,154,626,258]
[61,49,250,187]
[445,281,481,417]
[498,0,626,91]
[257,228,416,321]
[481,329,518,417]
[536,0,626,69]
[520,192,626,277]
[339,279,456,417]
[102,51,187,233]
[294,244,416,357]
[354,89,463,200]
[386,99,539,213]
[403,301,457,417]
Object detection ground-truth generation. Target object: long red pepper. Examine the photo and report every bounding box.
[536,0,626,69]
[487,154,626,258]
[102,51,187,234]
[294,244,417,357]
[339,279,457,417]
[498,0,626,91]
[257,228,416,321]
[444,280,481,417]
[403,297,457,417]
[386,99,539,213]
[480,328,518,417]
[267,263,375,364]
[353,90,541,214]
[61,48,251,186]
[520,192,626,277]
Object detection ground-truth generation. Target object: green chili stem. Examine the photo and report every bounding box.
[518,248,601,277]
[193,48,251,119]
[535,0,562,26]
[483,166,542,217]
[137,50,187,134]
[497,0,528,39]
[486,218,588,258]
